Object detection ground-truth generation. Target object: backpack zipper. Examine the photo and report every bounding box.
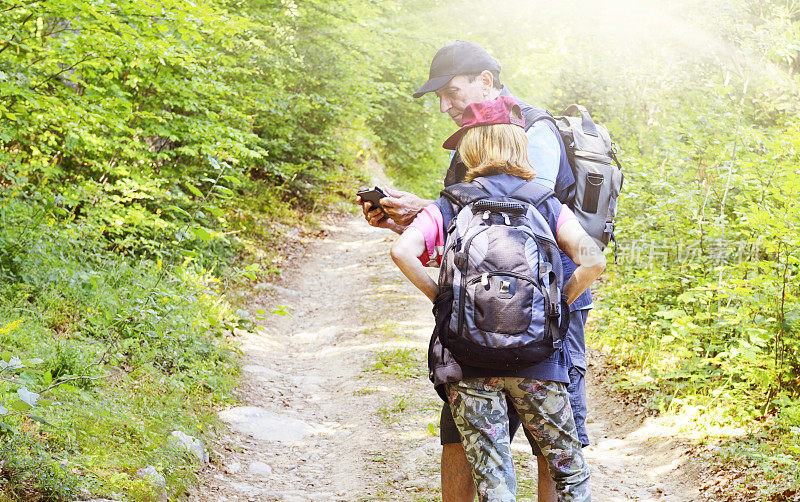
[456,226,491,336]
[573,150,612,164]
[465,271,537,285]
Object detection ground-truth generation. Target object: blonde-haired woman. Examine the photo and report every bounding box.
[391,96,603,501]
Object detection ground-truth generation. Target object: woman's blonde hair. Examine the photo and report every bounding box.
[457,123,536,182]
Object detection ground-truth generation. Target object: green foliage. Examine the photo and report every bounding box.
[0,424,80,501]
[0,223,242,498]
[541,2,800,495]
[0,0,413,497]
[377,395,410,422]
[714,428,800,500]
[370,348,423,379]
[367,48,453,198]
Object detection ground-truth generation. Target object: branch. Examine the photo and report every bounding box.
[718,71,750,220]
[30,54,96,91]
[0,10,36,56]
[715,59,761,316]
[40,341,116,394]
[1,1,42,14]
[40,373,112,394]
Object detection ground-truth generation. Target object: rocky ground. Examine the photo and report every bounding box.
[189,214,705,502]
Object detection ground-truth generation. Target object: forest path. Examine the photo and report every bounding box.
[191,213,704,502]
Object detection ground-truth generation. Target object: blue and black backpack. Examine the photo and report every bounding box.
[434,175,570,371]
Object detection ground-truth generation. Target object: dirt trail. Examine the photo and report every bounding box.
[191,214,704,502]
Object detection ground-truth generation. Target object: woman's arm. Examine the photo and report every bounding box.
[390,227,438,302]
[555,219,606,305]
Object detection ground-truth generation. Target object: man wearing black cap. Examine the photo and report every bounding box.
[358,40,591,502]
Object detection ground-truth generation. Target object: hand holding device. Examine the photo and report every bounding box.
[356,186,388,211]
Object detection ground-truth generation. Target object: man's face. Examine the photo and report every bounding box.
[435,74,487,126]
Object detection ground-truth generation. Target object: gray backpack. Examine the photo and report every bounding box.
[436,175,570,370]
[524,104,624,251]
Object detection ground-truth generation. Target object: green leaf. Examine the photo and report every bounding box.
[55,384,80,394]
[427,422,436,435]
[204,205,224,217]
[28,414,56,427]
[43,370,52,385]
[271,305,293,318]
[192,226,213,242]
[170,205,192,218]
[237,319,255,331]
[10,399,31,412]
[186,184,204,198]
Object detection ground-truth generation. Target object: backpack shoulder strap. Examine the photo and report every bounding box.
[520,106,556,132]
[508,180,554,208]
[439,182,490,231]
[440,182,490,209]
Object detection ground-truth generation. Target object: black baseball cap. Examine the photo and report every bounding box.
[413,40,501,98]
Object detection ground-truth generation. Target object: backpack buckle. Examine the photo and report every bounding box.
[454,252,467,270]
[483,210,490,220]
[502,213,510,225]
[548,301,560,319]
[499,280,510,294]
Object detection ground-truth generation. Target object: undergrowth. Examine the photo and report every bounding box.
[0,155,367,499]
[590,264,800,501]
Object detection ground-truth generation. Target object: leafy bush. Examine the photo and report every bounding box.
[0,423,80,501]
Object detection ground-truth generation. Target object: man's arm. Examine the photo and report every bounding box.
[527,121,560,191]
[356,187,432,234]
[380,187,432,227]
[556,219,606,304]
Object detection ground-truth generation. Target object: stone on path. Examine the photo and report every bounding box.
[223,460,241,474]
[218,406,314,442]
[247,460,273,476]
[260,491,339,502]
[136,465,167,502]
[169,430,209,464]
[231,481,262,495]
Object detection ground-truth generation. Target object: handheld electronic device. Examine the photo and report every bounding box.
[356,186,388,210]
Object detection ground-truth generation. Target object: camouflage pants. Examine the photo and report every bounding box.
[446,378,591,502]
